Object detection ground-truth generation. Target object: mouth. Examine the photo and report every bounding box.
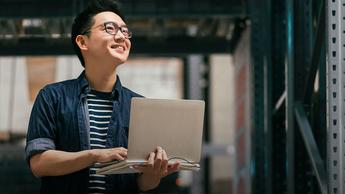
[111,44,125,52]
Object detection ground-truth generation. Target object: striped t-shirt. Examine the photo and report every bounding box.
[87,90,113,194]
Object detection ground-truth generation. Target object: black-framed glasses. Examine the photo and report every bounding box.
[83,22,132,39]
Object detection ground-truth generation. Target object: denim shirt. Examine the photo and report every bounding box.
[25,71,142,194]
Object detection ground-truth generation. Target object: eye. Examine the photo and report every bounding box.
[105,25,116,32]
[121,27,129,34]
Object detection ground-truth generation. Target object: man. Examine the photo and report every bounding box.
[25,0,178,193]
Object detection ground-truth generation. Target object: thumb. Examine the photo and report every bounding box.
[167,163,179,174]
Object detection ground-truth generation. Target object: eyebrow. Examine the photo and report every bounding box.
[104,21,128,27]
[90,21,128,32]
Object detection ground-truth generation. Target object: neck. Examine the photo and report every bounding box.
[84,66,117,92]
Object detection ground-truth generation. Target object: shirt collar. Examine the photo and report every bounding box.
[77,70,122,101]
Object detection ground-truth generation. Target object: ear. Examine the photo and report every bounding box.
[75,35,88,51]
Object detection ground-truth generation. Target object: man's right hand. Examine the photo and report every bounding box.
[91,147,127,163]
[29,147,128,177]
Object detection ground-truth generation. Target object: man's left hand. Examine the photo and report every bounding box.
[133,146,179,178]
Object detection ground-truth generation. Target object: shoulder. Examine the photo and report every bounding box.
[39,78,79,101]
[43,78,78,91]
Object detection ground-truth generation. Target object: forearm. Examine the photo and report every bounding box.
[137,173,161,191]
[30,149,96,177]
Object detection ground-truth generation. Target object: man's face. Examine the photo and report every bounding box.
[85,11,131,66]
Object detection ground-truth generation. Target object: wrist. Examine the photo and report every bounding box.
[88,149,98,164]
[139,173,161,191]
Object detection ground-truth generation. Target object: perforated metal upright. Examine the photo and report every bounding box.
[327,0,345,193]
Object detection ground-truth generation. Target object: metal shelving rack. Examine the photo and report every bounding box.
[249,0,329,193]
[327,0,345,193]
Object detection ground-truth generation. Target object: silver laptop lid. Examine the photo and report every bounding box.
[127,97,205,163]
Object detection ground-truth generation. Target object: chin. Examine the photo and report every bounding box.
[117,59,126,64]
[114,62,124,68]
[111,52,128,61]
[118,57,128,64]
[112,57,127,65]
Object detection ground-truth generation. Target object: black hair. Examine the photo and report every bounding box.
[71,0,125,67]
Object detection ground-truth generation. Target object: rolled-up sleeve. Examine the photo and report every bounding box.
[25,88,57,162]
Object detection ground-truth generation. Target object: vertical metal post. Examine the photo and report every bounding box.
[249,0,272,193]
[286,0,295,194]
[262,2,273,194]
[327,0,345,193]
[271,0,288,192]
[8,58,16,134]
[185,55,208,194]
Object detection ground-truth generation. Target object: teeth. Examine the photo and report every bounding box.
[112,45,124,51]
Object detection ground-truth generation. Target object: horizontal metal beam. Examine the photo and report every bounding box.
[0,0,248,18]
[0,36,233,56]
[0,0,86,18]
[294,102,327,194]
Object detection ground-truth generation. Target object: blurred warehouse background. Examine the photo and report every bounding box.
[0,0,342,194]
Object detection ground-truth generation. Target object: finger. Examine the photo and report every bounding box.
[132,165,146,173]
[167,163,180,174]
[117,152,127,158]
[173,162,180,169]
[121,147,128,153]
[160,150,168,172]
[147,152,155,168]
[168,162,179,170]
[117,147,127,151]
[116,147,127,152]
[154,147,163,170]
[155,146,163,159]
[111,148,127,159]
[119,149,127,157]
[114,154,125,160]
[112,147,127,154]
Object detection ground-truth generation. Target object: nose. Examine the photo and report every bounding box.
[114,29,125,41]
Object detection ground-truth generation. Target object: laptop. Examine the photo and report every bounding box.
[96,97,205,174]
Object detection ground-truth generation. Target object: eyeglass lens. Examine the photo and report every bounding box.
[105,22,131,38]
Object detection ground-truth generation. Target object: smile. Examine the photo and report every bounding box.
[111,45,125,51]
